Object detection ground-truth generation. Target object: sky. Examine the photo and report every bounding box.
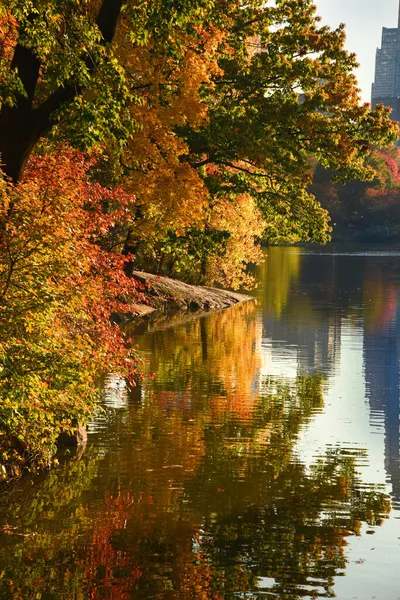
[314,0,400,103]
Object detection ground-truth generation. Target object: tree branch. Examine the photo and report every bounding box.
[96,0,124,44]
[10,43,41,109]
[190,154,270,178]
[216,160,271,177]
[190,156,215,168]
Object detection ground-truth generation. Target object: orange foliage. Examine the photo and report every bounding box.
[139,301,262,422]
[0,8,17,61]
[115,26,225,241]
[8,148,140,375]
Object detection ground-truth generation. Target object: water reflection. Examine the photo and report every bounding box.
[259,247,342,379]
[1,246,400,599]
[363,263,400,507]
[258,247,400,508]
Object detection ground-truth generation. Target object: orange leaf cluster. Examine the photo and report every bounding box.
[116,26,225,241]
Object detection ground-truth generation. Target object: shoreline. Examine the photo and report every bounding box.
[116,270,254,322]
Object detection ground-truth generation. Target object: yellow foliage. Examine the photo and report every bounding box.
[206,193,265,288]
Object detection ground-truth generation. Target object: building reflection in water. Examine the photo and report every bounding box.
[363,272,400,505]
[259,247,400,506]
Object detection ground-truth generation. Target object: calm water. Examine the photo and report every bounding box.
[1,246,400,599]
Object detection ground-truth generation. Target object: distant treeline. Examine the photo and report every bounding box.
[311,146,400,241]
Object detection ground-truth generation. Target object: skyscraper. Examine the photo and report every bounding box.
[371,1,400,121]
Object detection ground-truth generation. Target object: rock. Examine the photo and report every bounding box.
[57,425,88,447]
[131,271,252,312]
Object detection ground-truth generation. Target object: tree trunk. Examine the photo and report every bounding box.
[0,108,40,183]
[0,41,41,182]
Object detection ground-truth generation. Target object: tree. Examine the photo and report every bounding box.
[107,0,399,282]
[311,146,400,240]
[180,0,398,244]
[1,0,397,237]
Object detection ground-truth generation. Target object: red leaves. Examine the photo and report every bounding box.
[0,146,144,470]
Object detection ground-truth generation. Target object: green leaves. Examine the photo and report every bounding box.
[182,0,397,244]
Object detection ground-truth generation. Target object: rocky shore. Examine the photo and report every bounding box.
[119,271,253,321]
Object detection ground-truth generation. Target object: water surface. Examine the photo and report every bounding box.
[1,246,400,599]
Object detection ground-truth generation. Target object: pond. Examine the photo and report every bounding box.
[1,245,400,599]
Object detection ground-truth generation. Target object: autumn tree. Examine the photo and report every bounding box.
[0,0,218,474]
[180,0,398,246]
[0,148,142,474]
[311,146,400,239]
[0,0,214,182]
[0,0,399,475]
[112,0,399,282]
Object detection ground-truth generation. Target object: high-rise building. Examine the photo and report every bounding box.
[371,1,400,121]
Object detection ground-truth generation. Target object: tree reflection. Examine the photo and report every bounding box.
[184,376,390,598]
[0,303,392,599]
[139,301,262,417]
[258,246,302,318]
